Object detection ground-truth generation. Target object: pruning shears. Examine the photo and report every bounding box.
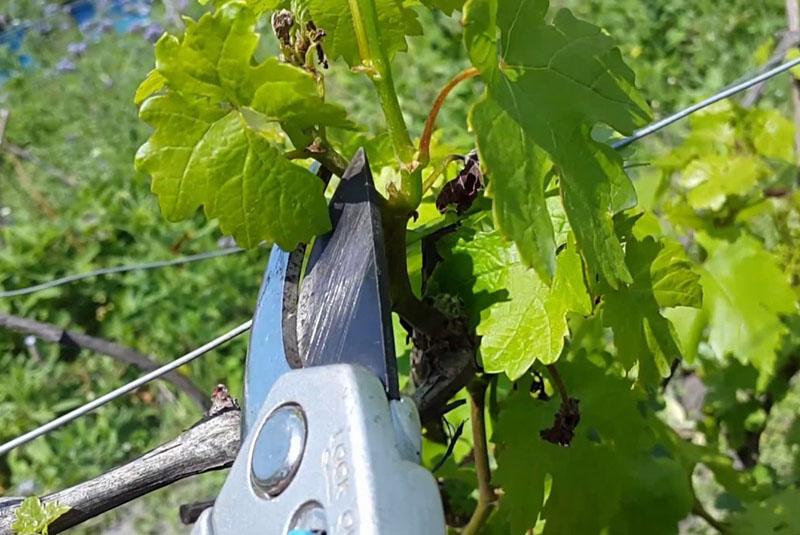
[192,150,446,534]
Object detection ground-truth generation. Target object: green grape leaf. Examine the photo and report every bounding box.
[201,0,286,9]
[151,4,352,131]
[419,0,464,15]
[657,102,738,172]
[248,61,355,133]
[432,217,513,322]
[751,108,795,163]
[463,0,651,288]
[328,131,395,169]
[679,155,765,211]
[136,3,355,249]
[649,241,704,309]
[730,488,800,535]
[478,239,590,377]
[494,357,693,534]
[698,234,797,389]
[246,0,287,13]
[201,0,287,12]
[133,69,165,105]
[701,360,768,455]
[472,96,556,281]
[12,497,70,535]
[299,0,421,67]
[154,6,256,101]
[602,235,702,384]
[435,225,590,379]
[138,96,330,249]
[669,427,763,504]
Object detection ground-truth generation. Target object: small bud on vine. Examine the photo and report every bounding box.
[271,9,328,73]
[271,9,294,49]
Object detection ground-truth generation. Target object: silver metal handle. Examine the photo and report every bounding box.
[195,364,445,535]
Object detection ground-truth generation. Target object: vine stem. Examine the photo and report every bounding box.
[692,497,729,534]
[346,0,448,334]
[545,364,569,407]
[418,67,480,169]
[346,0,371,69]
[462,377,496,535]
[349,0,420,208]
[381,205,448,335]
[285,140,349,177]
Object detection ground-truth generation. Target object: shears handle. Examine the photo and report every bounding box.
[193,364,445,535]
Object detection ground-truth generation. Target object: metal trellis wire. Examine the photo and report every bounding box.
[0,319,253,456]
[613,56,800,149]
[0,247,245,298]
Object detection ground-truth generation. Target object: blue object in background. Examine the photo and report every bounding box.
[18,54,34,69]
[109,0,150,33]
[67,0,97,27]
[0,0,153,83]
[0,26,28,51]
[0,26,35,82]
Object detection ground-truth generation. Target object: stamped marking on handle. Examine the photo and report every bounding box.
[323,429,356,534]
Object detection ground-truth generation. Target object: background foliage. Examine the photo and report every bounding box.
[1,0,799,533]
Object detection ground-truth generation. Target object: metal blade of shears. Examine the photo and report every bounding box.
[296,148,398,398]
[242,150,398,436]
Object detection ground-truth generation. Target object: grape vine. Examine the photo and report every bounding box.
[134,0,800,532]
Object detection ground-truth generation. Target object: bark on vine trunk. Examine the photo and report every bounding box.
[0,409,240,534]
[0,312,210,410]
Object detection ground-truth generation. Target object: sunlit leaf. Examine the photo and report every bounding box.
[679,155,765,211]
[602,234,702,384]
[12,497,69,535]
[464,0,651,288]
[434,224,590,378]
[472,96,556,281]
[136,3,356,249]
[697,233,797,389]
[730,488,800,535]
